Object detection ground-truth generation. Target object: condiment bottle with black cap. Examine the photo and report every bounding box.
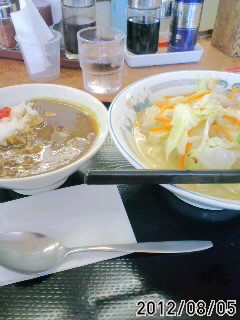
[0,0,16,49]
[127,0,161,55]
[9,0,19,12]
[62,0,96,60]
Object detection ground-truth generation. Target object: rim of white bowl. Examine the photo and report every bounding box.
[109,70,240,210]
[0,84,109,182]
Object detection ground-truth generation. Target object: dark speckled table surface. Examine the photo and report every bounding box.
[0,103,240,319]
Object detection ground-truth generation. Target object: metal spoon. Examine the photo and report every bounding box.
[0,232,213,275]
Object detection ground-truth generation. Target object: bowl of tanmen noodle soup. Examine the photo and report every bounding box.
[0,84,108,195]
[109,71,240,210]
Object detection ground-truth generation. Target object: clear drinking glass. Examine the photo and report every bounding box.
[77,27,125,95]
[16,30,61,82]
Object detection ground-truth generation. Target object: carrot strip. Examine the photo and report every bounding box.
[150,127,170,133]
[156,90,209,116]
[155,117,171,124]
[182,90,210,104]
[158,104,175,115]
[179,143,192,170]
[211,124,233,142]
[162,124,172,130]
[223,115,240,126]
[155,117,171,125]
[156,101,168,108]
[164,96,175,99]
[164,92,195,99]
[228,87,240,99]
[178,155,185,171]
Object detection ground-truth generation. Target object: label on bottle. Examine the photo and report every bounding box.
[172,2,203,29]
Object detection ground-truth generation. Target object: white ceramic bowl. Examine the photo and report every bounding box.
[109,70,240,211]
[0,84,108,195]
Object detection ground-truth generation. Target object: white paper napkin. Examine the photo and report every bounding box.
[0,185,136,287]
[11,0,53,75]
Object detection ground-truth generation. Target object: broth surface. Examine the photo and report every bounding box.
[0,99,98,178]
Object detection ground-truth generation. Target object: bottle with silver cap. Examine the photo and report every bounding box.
[127,0,161,55]
[62,0,96,59]
[0,0,16,49]
[9,0,19,12]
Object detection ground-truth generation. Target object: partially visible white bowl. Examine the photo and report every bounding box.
[109,70,240,211]
[0,84,108,195]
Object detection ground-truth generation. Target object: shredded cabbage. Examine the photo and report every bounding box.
[198,146,236,169]
[166,104,199,159]
[139,78,240,171]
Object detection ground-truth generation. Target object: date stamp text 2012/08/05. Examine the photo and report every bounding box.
[136,300,237,317]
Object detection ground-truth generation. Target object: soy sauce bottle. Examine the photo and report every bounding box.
[62,0,96,59]
[127,0,161,55]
